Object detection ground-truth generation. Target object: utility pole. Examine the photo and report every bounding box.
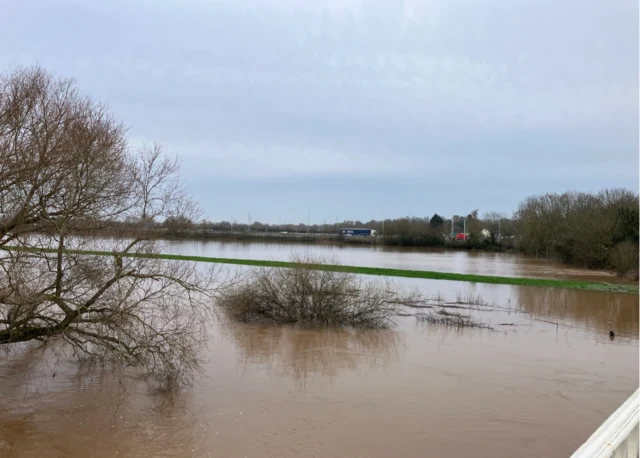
[231,214,234,232]
[279,216,281,233]
[307,212,310,234]
[463,216,466,240]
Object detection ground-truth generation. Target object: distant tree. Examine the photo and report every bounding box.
[251,221,266,232]
[429,213,444,227]
[609,241,639,278]
[614,205,639,244]
[164,215,194,230]
[215,221,232,231]
[515,189,639,270]
[482,212,506,244]
[465,210,482,237]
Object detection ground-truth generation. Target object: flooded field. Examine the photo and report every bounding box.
[161,239,627,284]
[0,242,638,457]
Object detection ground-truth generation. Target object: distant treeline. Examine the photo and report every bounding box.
[516,189,638,277]
[61,188,638,277]
[192,188,638,276]
[163,210,517,250]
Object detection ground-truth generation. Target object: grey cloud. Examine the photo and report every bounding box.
[0,0,637,221]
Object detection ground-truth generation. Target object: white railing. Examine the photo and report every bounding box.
[571,388,639,458]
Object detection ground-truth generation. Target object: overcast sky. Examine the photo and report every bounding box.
[1,0,637,224]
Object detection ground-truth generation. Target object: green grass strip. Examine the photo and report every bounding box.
[3,246,638,295]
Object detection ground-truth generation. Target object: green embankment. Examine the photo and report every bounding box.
[3,247,638,294]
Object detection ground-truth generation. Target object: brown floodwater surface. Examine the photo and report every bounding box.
[160,239,628,284]
[0,242,638,457]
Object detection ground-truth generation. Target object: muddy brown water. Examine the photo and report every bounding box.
[0,241,638,457]
[160,239,629,284]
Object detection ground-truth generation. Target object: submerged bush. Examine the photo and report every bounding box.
[217,255,414,328]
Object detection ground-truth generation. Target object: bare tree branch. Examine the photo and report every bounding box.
[0,66,224,387]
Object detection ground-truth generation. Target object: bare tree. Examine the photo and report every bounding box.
[0,66,222,386]
[515,189,639,271]
[482,211,506,243]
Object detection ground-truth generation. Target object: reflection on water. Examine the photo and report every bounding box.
[0,302,637,457]
[0,344,208,457]
[516,286,639,340]
[228,324,402,387]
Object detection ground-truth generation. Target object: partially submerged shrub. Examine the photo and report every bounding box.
[217,254,414,328]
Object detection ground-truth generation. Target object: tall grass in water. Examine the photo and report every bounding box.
[415,309,491,329]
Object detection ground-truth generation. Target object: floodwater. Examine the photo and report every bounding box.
[1,241,638,457]
[160,239,627,284]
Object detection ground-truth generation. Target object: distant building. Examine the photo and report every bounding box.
[341,228,377,237]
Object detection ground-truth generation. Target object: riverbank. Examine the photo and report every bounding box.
[5,247,637,294]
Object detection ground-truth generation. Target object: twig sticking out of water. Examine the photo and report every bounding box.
[416,308,493,330]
